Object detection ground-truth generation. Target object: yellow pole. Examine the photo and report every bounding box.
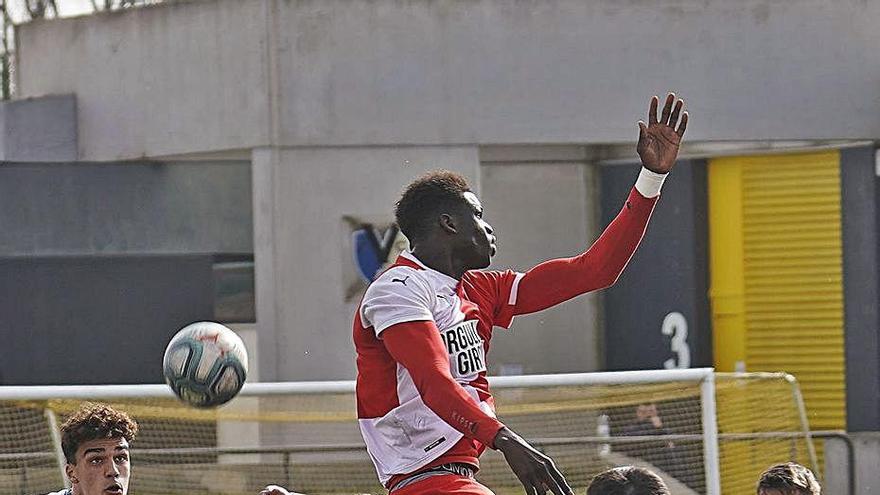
[708,159,746,372]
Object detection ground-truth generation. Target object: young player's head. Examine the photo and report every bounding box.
[756,462,821,495]
[61,403,138,495]
[395,170,496,269]
[587,466,670,495]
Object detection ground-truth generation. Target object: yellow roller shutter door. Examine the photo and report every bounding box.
[709,151,846,431]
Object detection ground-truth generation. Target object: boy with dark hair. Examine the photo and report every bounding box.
[587,466,671,495]
[757,462,821,495]
[47,403,138,495]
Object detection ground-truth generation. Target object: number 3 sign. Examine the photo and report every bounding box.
[662,311,691,369]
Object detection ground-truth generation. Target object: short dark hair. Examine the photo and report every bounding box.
[60,403,138,464]
[757,463,821,495]
[587,466,670,495]
[394,170,472,243]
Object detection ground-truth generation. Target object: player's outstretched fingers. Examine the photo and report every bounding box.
[515,472,541,495]
[660,93,675,125]
[649,96,659,125]
[540,476,562,495]
[669,99,683,129]
[677,112,689,138]
[543,459,574,495]
[528,477,543,495]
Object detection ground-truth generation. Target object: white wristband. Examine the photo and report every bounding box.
[634,167,667,198]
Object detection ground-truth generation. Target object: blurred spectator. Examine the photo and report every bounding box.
[623,403,669,438]
[620,403,684,480]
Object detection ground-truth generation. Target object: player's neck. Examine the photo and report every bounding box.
[410,245,468,280]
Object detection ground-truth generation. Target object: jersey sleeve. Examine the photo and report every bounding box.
[463,269,525,329]
[382,320,506,447]
[360,268,434,336]
[513,186,657,315]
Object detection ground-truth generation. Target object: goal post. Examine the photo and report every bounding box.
[0,369,814,495]
[700,372,721,495]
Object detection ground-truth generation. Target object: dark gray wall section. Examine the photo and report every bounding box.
[840,146,880,432]
[0,256,215,385]
[0,161,252,256]
[0,94,77,162]
[600,161,712,371]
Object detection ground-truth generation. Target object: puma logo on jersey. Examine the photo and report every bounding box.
[391,276,409,286]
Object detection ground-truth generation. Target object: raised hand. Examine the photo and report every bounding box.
[637,93,688,174]
[494,427,574,495]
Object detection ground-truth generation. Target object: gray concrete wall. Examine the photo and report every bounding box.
[253,144,605,380]
[0,255,215,385]
[825,433,878,495]
[251,145,480,381]
[274,0,880,145]
[840,147,880,432]
[0,94,76,161]
[480,146,601,374]
[0,161,252,255]
[16,0,270,160]
[16,0,880,161]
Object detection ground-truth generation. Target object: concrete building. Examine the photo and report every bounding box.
[5,0,880,491]
[16,0,880,379]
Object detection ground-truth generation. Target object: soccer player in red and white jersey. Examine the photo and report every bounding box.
[263,95,687,495]
[353,94,688,495]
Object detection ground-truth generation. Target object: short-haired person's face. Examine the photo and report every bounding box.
[456,191,496,269]
[67,437,130,495]
[637,404,658,420]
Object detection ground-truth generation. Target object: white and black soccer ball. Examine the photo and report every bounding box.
[163,321,248,408]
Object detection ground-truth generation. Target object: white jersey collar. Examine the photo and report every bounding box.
[399,250,460,289]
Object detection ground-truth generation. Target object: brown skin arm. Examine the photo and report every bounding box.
[494,94,688,495]
[637,93,689,174]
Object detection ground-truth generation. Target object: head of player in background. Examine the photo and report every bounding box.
[756,462,821,495]
[60,403,138,495]
[586,466,670,495]
[395,170,495,277]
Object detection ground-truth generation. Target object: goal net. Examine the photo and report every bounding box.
[0,369,814,495]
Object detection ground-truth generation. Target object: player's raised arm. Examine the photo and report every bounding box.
[512,94,688,316]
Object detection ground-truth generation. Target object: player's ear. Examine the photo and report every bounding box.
[66,463,78,484]
[439,213,458,234]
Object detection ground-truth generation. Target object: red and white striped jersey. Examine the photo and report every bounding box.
[354,250,521,485]
[353,170,664,487]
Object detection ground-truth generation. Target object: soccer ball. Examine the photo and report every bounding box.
[163,321,248,408]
